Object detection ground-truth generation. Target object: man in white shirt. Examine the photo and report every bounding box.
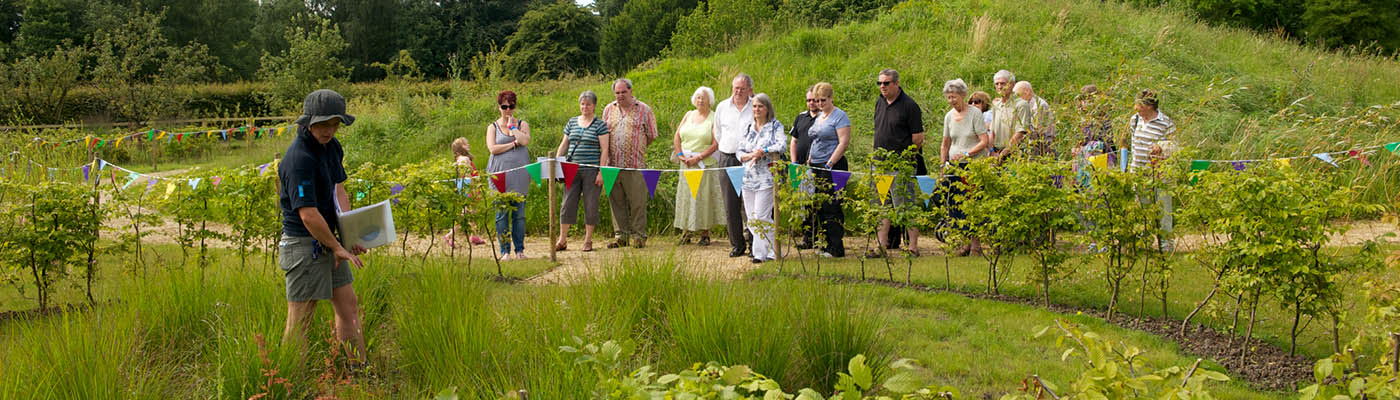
[712,73,754,257]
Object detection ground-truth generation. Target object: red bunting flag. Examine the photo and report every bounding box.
[560,162,579,189]
[491,172,507,193]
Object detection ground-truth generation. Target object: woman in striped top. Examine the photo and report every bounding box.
[554,90,611,252]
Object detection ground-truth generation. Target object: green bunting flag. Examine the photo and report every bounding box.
[524,162,543,184]
[787,163,806,189]
[1189,160,1211,185]
[1387,142,1400,153]
[600,166,621,196]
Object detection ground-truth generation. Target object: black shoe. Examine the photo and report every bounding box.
[795,241,813,250]
[751,258,763,264]
[729,248,745,257]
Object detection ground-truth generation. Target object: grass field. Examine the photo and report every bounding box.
[0,247,1294,399]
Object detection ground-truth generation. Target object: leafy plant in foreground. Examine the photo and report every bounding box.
[1003,320,1227,400]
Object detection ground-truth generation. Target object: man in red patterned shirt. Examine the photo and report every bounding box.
[602,78,658,248]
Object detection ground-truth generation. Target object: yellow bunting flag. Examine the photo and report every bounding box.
[875,175,895,204]
[277,127,285,137]
[683,170,705,199]
[164,182,176,199]
[1089,154,1109,169]
[114,137,124,148]
[156,131,167,140]
[1275,158,1291,168]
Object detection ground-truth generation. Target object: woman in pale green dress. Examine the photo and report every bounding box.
[671,86,726,245]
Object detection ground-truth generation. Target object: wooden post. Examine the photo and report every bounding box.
[547,157,556,262]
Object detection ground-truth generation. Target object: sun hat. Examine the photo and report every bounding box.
[295,89,356,127]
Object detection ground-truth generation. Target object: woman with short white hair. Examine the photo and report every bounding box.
[671,86,725,245]
[939,78,990,256]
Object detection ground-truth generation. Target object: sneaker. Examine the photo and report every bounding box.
[470,235,486,245]
[816,251,835,258]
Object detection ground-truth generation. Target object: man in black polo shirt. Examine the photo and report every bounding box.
[788,86,820,249]
[278,89,367,365]
[872,68,926,257]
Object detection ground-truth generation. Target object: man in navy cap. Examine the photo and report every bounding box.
[278,89,367,366]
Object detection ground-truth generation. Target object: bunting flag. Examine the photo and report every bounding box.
[831,170,852,192]
[916,175,938,206]
[1089,154,1109,169]
[600,167,621,196]
[1231,161,1248,171]
[524,162,542,184]
[1189,160,1211,172]
[164,181,176,199]
[157,131,168,141]
[642,170,662,199]
[211,176,222,187]
[115,137,125,148]
[121,173,139,190]
[491,172,507,193]
[1119,149,1129,171]
[96,139,106,149]
[258,162,271,175]
[725,166,745,197]
[188,178,201,190]
[146,130,155,141]
[98,160,107,171]
[175,133,184,142]
[355,191,367,201]
[1313,153,1338,167]
[875,175,895,204]
[81,164,91,181]
[682,169,705,199]
[561,162,579,189]
[390,184,404,205]
[146,178,158,193]
[788,164,807,189]
[1387,142,1400,153]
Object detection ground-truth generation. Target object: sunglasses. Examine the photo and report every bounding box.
[805,98,817,103]
[876,81,895,87]
[970,100,984,104]
[500,104,515,110]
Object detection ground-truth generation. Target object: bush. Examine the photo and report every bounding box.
[502,2,602,81]
[668,0,778,58]
[256,14,351,114]
[598,0,699,74]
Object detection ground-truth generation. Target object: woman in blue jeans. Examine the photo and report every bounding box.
[486,90,532,259]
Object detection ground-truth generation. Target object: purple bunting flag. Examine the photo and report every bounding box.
[831,170,852,192]
[642,170,662,199]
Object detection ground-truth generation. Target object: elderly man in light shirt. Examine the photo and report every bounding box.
[989,69,1030,161]
[712,73,755,258]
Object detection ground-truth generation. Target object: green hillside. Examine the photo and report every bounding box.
[344,0,1400,164]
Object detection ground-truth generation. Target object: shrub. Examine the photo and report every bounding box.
[256,15,350,114]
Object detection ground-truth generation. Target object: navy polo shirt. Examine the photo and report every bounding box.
[789,111,818,165]
[873,89,928,175]
[278,126,348,237]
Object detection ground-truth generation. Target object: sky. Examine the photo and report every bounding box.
[576,0,595,5]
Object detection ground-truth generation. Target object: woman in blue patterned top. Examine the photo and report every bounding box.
[738,93,787,263]
[553,90,610,252]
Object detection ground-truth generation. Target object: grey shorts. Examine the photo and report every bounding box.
[871,174,922,207]
[279,234,353,302]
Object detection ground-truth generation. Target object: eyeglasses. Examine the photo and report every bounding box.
[814,98,829,103]
[876,81,895,87]
[805,98,817,103]
[500,104,515,110]
[970,100,984,105]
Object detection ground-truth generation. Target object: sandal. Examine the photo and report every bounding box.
[555,241,568,252]
[697,236,711,246]
[607,239,629,249]
[863,248,886,259]
[582,241,594,252]
[905,249,921,257]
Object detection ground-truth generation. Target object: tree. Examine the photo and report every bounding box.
[503,1,601,81]
[0,0,20,46]
[251,0,310,68]
[256,14,350,113]
[668,0,777,58]
[593,0,629,17]
[1300,0,1400,51]
[4,45,85,124]
[598,0,697,74]
[89,5,217,122]
[12,0,87,57]
[136,0,260,80]
[778,0,895,27]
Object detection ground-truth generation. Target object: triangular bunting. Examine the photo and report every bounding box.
[211,176,223,187]
[189,178,202,190]
[491,172,507,193]
[1386,142,1400,153]
[390,184,404,204]
[121,173,139,190]
[875,175,895,204]
[600,167,621,196]
[642,170,662,199]
[1089,154,1108,169]
[1231,161,1247,171]
[115,137,124,148]
[683,170,705,199]
[164,181,176,199]
[916,175,937,206]
[561,162,579,189]
[788,163,807,189]
[1313,153,1338,167]
[725,166,745,197]
[81,164,90,181]
[524,162,542,184]
[831,170,851,192]
[96,139,106,149]
[258,163,270,175]
[1118,149,1129,171]
[1275,159,1291,168]
[1189,160,1211,172]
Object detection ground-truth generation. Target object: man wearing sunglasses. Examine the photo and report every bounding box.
[871,68,926,257]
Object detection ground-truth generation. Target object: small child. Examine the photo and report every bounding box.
[447,137,486,247]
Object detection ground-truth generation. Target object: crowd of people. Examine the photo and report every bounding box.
[271,71,1181,362]
[444,70,1178,264]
